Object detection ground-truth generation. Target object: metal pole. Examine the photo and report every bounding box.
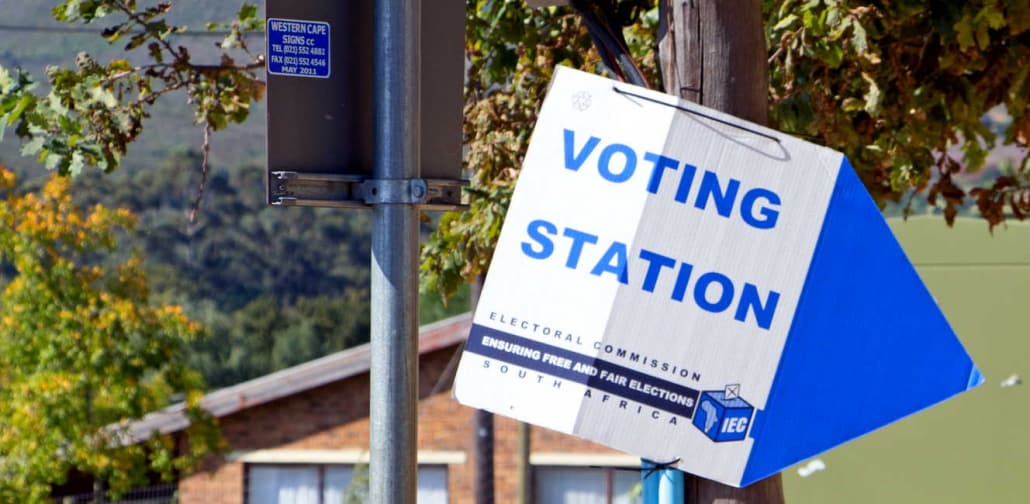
[643,460,685,504]
[370,0,420,501]
[642,461,661,502]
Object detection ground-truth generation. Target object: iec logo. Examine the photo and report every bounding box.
[692,388,754,442]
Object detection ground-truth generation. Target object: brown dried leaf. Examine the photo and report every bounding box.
[1013,113,1030,146]
[944,203,957,226]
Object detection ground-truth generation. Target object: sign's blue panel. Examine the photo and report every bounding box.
[739,158,982,486]
[266,18,331,79]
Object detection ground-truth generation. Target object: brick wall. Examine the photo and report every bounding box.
[178,345,623,503]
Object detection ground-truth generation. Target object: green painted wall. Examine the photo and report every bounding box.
[783,216,1030,503]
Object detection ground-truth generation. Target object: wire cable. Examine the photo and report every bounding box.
[569,0,649,88]
[0,24,256,37]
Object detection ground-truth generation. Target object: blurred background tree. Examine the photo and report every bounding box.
[0,164,220,501]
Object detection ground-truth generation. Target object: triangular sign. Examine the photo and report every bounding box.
[738,157,982,484]
[453,66,981,487]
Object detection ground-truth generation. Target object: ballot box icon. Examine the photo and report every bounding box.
[693,390,754,442]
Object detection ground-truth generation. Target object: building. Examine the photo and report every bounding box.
[127,313,642,503]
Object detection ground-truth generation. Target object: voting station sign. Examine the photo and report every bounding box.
[266,18,330,78]
[452,66,983,487]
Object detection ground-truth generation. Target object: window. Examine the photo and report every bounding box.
[247,464,448,504]
[534,466,642,504]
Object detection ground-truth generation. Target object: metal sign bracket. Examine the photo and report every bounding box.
[270,171,467,210]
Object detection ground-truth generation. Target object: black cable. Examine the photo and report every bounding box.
[613,86,783,144]
[588,457,683,479]
[588,2,649,87]
[572,3,626,81]
[569,0,649,88]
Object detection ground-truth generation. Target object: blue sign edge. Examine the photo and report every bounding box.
[739,156,982,486]
[265,17,332,79]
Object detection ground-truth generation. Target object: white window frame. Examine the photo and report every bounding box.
[530,453,644,504]
[239,450,463,504]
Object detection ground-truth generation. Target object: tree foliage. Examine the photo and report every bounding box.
[421,0,657,299]
[422,0,1030,300]
[0,164,220,501]
[766,0,1030,226]
[0,1,263,175]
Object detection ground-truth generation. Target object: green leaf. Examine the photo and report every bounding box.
[851,21,868,54]
[68,151,85,176]
[220,33,240,50]
[20,136,44,156]
[955,17,975,49]
[826,4,843,27]
[828,16,852,41]
[772,14,799,31]
[826,44,844,68]
[841,97,865,112]
[862,73,882,115]
[148,42,163,64]
[89,86,118,108]
[802,9,815,29]
[47,92,68,115]
[7,94,33,126]
[238,3,258,22]
[108,59,132,72]
[125,33,148,51]
[103,25,123,43]
[982,6,1006,29]
[975,23,991,50]
[778,0,798,19]
[0,65,12,91]
[45,151,63,170]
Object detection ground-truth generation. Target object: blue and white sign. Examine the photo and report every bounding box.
[452,66,983,487]
[266,18,330,79]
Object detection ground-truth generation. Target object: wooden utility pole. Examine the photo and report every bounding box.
[657,1,785,503]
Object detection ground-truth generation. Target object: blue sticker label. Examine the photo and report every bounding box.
[692,390,754,442]
[266,18,331,79]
